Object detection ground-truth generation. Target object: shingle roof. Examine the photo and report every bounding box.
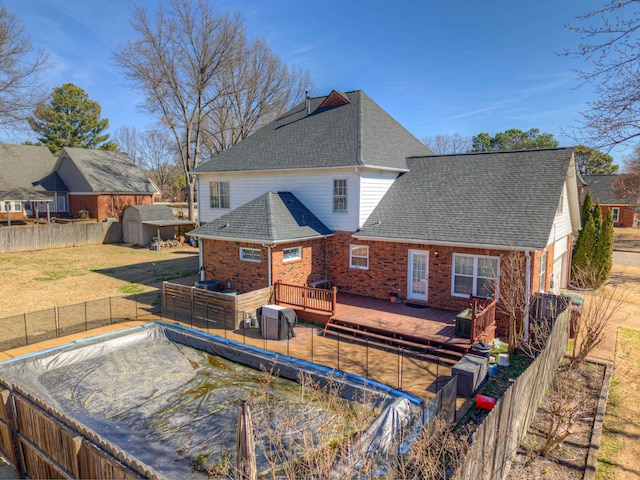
[189,192,333,243]
[193,90,432,173]
[582,174,635,205]
[61,147,155,193]
[0,187,54,202]
[355,148,575,250]
[0,144,57,192]
[32,171,68,191]
[127,205,176,222]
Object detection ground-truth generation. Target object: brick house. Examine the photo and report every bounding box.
[0,144,62,222]
[49,147,157,221]
[581,174,638,227]
[188,90,581,336]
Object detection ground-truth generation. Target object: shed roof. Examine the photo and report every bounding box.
[0,187,53,202]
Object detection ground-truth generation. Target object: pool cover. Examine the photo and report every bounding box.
[0,322,425,478]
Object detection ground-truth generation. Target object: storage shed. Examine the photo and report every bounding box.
[122,205,195,246]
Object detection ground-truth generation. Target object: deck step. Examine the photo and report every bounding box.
[323,319,467,365]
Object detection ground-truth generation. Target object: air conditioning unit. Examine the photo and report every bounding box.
[259,305,297,340]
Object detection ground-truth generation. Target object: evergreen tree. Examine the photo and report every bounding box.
[572,214,597,287]
[592,201,603,245]
[581,190,593,228]
[594,209,614,285]
[28,83,118,156]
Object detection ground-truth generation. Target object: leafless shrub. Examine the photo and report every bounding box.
[570,269,628,367]
[496,251,528,354]
[391,414,468,480]
[520,316,553,359]
[535,366,596,456]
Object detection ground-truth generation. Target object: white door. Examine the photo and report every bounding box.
[407,250,429,302]
[551,253,566,293]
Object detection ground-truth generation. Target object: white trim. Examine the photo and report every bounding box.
[407,249,429,302]
[239,247,261,263]
[191,164,408,177]
[349,245,369,270]
[283,246,302,262]
[451,253,500,299]
[612,207,620,223]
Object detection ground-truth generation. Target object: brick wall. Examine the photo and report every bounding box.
[271,239,328,286]
[70,194,153,221]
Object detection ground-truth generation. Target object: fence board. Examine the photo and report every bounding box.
[454,296,570,480]
[0,223,122,254]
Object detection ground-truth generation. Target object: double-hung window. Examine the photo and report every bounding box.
[539,253,547,292]
[333,179,347,212]
[612,207,619,223]
[349,245,369,270]
[452,254,499,298]
[210,181,230,209]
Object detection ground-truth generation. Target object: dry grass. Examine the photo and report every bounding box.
[0,244,199,317]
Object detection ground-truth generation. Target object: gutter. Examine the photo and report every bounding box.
[351,234,542,252]
[188,233,334,245]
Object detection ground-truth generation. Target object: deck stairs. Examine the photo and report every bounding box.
[322,318,469,366]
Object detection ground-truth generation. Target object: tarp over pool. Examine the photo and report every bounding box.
[0,322,426,478]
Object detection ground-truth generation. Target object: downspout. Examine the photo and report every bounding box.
[524,249,531,342]
[199,239,204,281]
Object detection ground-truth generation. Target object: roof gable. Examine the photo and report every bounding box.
[193,90,431,174]
[356,148,577,250]
[317,90,350,109]
[56,147,155,193]
[0,144,57,192]
[189,192,333,243]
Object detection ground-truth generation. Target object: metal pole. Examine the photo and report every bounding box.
[109,297,113,324]
[311,325,314,363]
[337,332,340,371]
[366,339,369,379]
[23,313,28,346]
[84,302,88,331]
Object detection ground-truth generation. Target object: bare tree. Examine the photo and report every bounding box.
[612,146,640,202]
[0,5,48,132]
[114,0,243,220]
[200,37,311,161]
[423,133,471,155]
[496,251,528,354]
[565,1,640,149]
[113,126,180,199]
[114,0,311,220]
[112,125,144,165]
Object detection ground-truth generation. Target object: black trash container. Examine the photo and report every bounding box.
[471,341,492,358]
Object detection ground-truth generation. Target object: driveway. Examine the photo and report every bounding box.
[613,250,640,268]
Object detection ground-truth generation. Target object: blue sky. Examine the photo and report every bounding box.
[6,0,628,163]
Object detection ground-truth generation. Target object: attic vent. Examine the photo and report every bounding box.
[373,219,382,226]
[317,90,350,110]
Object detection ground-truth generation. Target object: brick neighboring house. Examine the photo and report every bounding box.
[188,90,581,336]
[0,144,63,222]
[581,174,638,227]
[49,147,157,221]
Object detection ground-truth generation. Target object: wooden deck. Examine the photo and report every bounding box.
[329,293,473,353]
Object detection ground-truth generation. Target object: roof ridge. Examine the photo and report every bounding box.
[407,146,574,160]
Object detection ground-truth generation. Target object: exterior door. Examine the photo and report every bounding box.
[407,250,429,302]
[551,253,566,293]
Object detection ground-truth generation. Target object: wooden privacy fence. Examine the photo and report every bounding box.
[162,282,272,330]
[0,222,122,253]
[273,282,337,315]
[454,293,571,480]
[0,381,155,479]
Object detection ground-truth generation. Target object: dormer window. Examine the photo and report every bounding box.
[333,179,347,212]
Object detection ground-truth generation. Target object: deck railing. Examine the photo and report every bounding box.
[470,296,497,342]
[274,282,337,315]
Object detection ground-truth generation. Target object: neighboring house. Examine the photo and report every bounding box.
[0,144,62,222]
[189,90,581,336]
[51,147,156,221]
[581,174,637,227]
